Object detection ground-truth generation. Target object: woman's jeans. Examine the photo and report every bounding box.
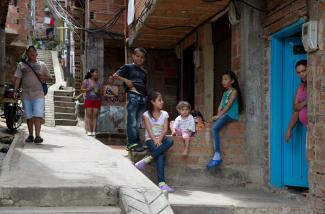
[211,115,234,153]
[146,137,174,183]
[126,93,146,147]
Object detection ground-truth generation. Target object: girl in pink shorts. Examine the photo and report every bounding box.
[171,101,195,156]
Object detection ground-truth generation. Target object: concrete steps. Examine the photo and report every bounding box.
[54,90,74,97]
[170,187,311,214]
[0,206,122,214]
[55,113,78,120]
[37,50,56,86]
[54,101,75,108]
[54,89,77,126]
[55,119,78,126]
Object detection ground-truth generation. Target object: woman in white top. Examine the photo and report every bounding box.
[134,91,174,193]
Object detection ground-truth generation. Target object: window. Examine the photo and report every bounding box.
[90,11,95,19]
[17,8,19,13]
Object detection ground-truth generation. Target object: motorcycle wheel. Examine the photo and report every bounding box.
[14,106,23,129]
[6,108,16,131]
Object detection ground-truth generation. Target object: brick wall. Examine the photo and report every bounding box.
[144,123,247,187]
[141,23,248,187]
[89,0,125,35]
[6,0,31,47]
[144,49,179,119]
[262,0,308,185]
[264,0,307,35]
[4,0,31,84]
[307,1,325,213]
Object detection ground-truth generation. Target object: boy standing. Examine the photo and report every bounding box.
[113,48,147,152]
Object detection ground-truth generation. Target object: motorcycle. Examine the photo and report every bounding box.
[1,84,24,131]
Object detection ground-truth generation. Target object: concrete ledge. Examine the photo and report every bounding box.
[144,124,248,187]
[119,187,173,214]
[0,130,24,173]
[0,186,118,207]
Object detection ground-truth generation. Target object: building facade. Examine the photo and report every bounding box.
[127,0,325,213]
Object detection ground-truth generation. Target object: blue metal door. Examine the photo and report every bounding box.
[282,37,308,187]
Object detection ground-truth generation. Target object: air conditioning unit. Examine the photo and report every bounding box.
[302,21,318,52]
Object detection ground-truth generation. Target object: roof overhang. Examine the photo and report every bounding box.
[128,0,229,49]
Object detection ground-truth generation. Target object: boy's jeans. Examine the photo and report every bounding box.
[211,115,234,153]
[146,137,174,183]
[126,93,146,147]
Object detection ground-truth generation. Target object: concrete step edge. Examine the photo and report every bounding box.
[0,186,119,207]
[0,206,122,214]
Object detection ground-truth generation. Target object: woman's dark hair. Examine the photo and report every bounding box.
[296,59,307,68]
[147,91,162,119]
[191,110,205,122]
[223,70,244,113]
[84,68,97,80]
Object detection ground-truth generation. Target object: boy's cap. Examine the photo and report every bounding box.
[26,45,36,51]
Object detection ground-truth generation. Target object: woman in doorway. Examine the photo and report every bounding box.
[81,69,102,136]
[104,75,119,104]
[285,60,308,142]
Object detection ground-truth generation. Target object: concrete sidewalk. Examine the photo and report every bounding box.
[169,187,311,214]
[0,125,173,213]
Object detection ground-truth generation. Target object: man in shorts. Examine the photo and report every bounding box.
[13,45,52,143]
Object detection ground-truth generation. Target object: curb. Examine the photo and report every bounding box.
[0,130,24,173]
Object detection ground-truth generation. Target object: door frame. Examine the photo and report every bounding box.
[270,19,305,188]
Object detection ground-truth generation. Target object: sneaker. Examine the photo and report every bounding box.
[132,145,145,152]
[135,159,147,171]
[207,159,223,170]
[25,135,34,143]
[87,132,92,136]
[159,184,175,193]
[126,143,138,151]
[34,136,43,144]
[91,132,96,136]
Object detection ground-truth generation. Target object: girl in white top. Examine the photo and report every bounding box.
[171,101,195,156]
[134,91,175,193]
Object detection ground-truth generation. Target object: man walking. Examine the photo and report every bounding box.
[14,45,52,143]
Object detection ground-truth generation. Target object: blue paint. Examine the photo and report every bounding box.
[270,19,308,188]
[283,38,308,187]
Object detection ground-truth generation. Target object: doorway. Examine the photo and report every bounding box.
[182,45,195,108]
[270,20,308,188]
[212,15,231,114]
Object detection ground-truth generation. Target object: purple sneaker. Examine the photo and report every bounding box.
[135,159,147,171]
[159,184,175,193]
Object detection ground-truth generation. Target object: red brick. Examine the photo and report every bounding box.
[166,155,199,166]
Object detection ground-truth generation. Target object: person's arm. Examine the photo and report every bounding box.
[171,117,179,135]
[218,90,238,116]
[294,87,307,111]
[158,116,169,144]
[188,116,196,133]
[113,75,133,88]
[143,115,161,146]
[285,111,299,142]
[113,65,134,88]
[13,77,21,99]
[81,80,92,93]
